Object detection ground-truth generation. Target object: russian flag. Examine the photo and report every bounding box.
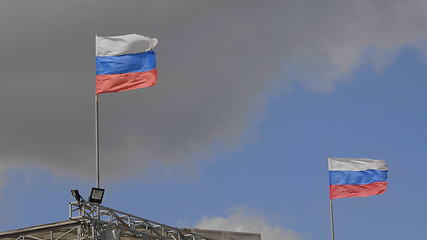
[328,158,388,199]
[96,34,158,94]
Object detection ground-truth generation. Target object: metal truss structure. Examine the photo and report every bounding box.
[67,200,207,240]
[0,201,261,240]
[0,220,80,240]
[0,201,207,240]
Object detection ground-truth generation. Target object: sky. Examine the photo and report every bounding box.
[0,0,426,239]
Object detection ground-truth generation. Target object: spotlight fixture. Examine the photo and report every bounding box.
[71,189,83,202]
[89,187,105,204]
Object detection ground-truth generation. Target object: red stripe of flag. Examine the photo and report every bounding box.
[330,181,387,199]
[96,69,157,94]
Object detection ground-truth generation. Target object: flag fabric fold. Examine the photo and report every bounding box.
[328,158,388,199]
[96,34,158,94]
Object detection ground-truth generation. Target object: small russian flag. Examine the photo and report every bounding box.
[328,158,388,199]
[96,34,158,94]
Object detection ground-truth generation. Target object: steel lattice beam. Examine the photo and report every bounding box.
[69,201,207,240]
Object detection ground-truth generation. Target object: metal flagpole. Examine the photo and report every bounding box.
[95,94,100,188]
[329,199,335,240]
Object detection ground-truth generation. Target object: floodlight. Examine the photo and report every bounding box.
[71,189,82,202]
[89,187,105,204]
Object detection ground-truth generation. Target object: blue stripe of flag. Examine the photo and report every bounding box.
[96,51,156,75]
[329,170,388,185]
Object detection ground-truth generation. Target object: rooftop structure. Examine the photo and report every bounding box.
[0,201,261,240]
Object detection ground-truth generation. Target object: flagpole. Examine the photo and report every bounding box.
[95,94,100,188]
[329,199,335,240]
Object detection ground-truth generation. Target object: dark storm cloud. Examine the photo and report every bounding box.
[0,0,426,179]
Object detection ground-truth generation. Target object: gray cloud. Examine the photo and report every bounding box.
[195,207,300,240]
[0,0,426,180]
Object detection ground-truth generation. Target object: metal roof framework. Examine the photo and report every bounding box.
[68,200,208,240]
[0,220,80,240]
[0,201,208,240]
[0,201,261,240]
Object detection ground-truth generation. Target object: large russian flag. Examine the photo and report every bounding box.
[328,158,388,199]
[96,34,158,94]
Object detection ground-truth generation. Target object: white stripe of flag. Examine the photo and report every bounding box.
[328,158,388,171]
[96,34,158,57]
